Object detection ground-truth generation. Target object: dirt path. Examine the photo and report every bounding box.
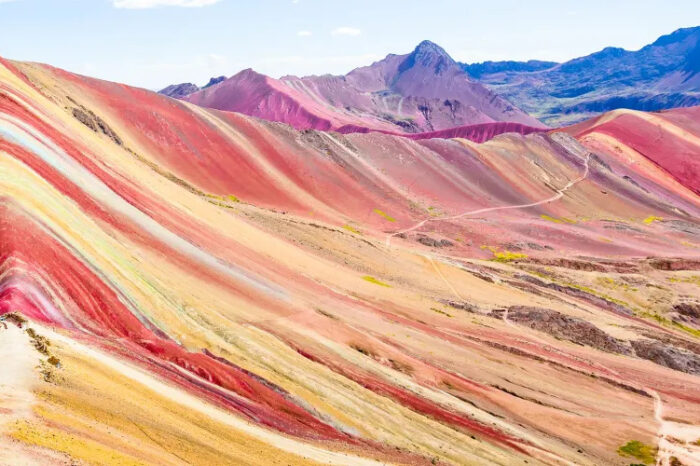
[650,389,700,466]
[383,141,694,465]
[501,289,698,466]
[385,148,590,246]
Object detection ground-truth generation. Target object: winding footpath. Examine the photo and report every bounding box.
[385,143,697,465]
[385,149,591,247]
[651,388,700,466]
[501,285,699,466]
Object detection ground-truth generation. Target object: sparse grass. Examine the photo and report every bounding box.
[617,440,656,464]
[540,214,577,224]
[427,206,442,217]
[493,251,528,262]
[564,281,633,309]
[373,209,396,222]
[430,307,453,318]
[342,224,362,235]
[636,310,700,337]
[671,320,700,338]
[668,275,700,286]
[203,193,241,209]
[362,275,391,287]
[481,246,527,263]
[595,276,638,292]
[525,267,555,280]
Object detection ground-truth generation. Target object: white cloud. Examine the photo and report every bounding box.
[331,27,361,37]
[112,0,221,8]
[297,30,312,37]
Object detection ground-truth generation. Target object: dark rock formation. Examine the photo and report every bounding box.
[416,235,453,248]
[492,306,631,355]
[440,300,479,313]
[204,76,226,89]
[673,302,700,319]
[631,339,700,375]
[648,258,700,271]
[159,82,200,98]
[72,107,123,146]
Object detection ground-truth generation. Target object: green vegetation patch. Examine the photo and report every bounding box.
[342,224,362,235]
[541,214,577,224]
[595,276,638,292]
[430,307,453,317]
[672,320,700,338]
[373,209,396,222]
[481,245,528,263]
[668,275,700,286]
[362,275,391,287]
[617,440,657,464]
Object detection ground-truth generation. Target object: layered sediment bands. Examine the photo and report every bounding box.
[0,57,699,465]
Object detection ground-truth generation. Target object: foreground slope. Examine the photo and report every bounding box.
[468,26,700,125]
[0,59,699,466]
[181,41,544,133]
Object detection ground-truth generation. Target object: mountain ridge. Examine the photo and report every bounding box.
[170,40,545,132]
[2,53,700,465]
[463,26,700,124]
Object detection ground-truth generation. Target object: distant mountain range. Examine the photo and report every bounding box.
[160,26,700,129]
[162,41,544,132]
[462,26,700,125]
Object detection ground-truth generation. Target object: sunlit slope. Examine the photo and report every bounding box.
[0,59,698,466]
[567,106,700,195]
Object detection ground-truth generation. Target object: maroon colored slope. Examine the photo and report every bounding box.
[184,41,545,134]
[337,121,546,142]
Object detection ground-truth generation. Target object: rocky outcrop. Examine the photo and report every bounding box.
[517,275,633,316]
[158,82,199,98]
[203,76,226,89]
[670,302,700,327]
[631,340,700,375]
[440,300,479,313]
[492,306,631,355]
[72,107,123,146]
[416,235,453,248]
[648,258,700,271]
[673,302,700,319]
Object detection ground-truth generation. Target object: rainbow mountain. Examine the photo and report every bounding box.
[0,56,699,466]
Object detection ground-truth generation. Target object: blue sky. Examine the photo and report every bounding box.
[0,0,698,90]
